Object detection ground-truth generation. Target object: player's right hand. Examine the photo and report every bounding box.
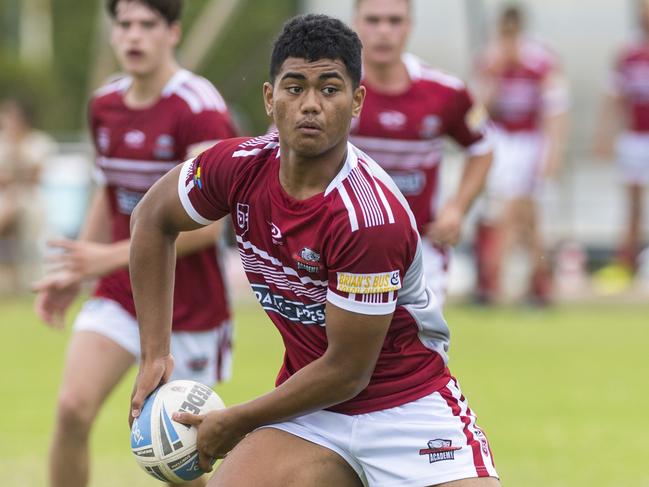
[129,354,175,426]
[32,275,81,329]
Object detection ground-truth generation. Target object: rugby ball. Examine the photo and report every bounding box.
[130,380,225,483]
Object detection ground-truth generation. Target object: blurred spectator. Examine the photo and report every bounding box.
[594,0,649,282]
[473,4,569,305]
[0,97,56,293]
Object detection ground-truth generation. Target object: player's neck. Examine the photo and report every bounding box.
[278,141,347,201]
[124,60,180,109]
[362,59,411,95]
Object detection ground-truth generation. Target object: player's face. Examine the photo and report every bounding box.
[263,57,365,158]
[110,1,180,77]
[354,0,411,67]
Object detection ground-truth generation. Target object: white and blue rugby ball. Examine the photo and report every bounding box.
[130,379,225,483]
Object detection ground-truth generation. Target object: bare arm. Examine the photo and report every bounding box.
[540,71,570,179]
[129,164,210,418]
[427,149,493,246]
[594,93,624,160]
[174,302,392,471]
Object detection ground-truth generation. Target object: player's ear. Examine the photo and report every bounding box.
[351,85,366,118]
[169,21,181,48]
[263,82,274,117]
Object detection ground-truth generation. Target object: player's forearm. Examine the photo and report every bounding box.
[175,221,222,257]
[225,354,371,433]
[542,111,569,175]
[594,96,622,150]
[129,206,177,359]
[450,151,493,215]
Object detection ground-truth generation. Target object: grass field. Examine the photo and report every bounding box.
[1,295,648,486]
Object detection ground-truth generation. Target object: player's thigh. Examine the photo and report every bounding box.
[57,330,135,418]
[209,428,362,487]
[431,477,501,487]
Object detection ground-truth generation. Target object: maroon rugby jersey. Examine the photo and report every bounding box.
[89,69,237,331]
[609,37,649,133]
[178,134,453,415]
[350,54,490,234]
[479,39,556,133]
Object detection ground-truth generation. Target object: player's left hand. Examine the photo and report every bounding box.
[426,203,464,246]
[173,408,248,472]
[45,239,119,279]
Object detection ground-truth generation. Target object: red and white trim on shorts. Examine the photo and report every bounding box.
[438,378,498,478]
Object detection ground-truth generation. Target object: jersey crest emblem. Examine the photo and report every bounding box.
[294,248,321,273]
[236,203,250,235]
[420,115,441,138]
[153,134,175,159]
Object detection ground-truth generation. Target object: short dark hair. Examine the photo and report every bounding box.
[269,14,363,89]
[500,4,524,27]
[106,0,183,24]
[354,0,411,9]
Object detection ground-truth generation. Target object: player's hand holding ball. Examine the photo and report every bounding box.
[131,354,175,424]
[173,405,248,472]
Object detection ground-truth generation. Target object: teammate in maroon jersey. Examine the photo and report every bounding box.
[595,0,649,277]
[129,14,499,486]
[474,5,569,305]
[32,1,237,486]
[350,0,493,305]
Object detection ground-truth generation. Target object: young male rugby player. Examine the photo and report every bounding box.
[350,0,493,305]
[33,1,237,486]
[474,5,569,305]
[130,14,500,487]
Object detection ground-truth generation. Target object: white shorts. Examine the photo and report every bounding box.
[487,129,545,200]
[616,132,649,186]
[73,298,232,385]
[264,378,498,487]
[421,239,450,306]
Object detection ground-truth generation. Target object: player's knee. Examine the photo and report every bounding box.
[55,390,96,434]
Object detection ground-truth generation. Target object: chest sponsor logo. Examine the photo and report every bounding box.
[97,127,110,154]
[336,271,401,294]
[236,203,249,234]
[419,439,461,464]
[252,284,325,326]
[420,115,441,138]
[294,247,321,273]
[153,134,175,159]
[124,129,146,148]
[116,188,145,215]
[378,110,407,130]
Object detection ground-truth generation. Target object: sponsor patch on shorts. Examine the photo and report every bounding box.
[336,271,401,294]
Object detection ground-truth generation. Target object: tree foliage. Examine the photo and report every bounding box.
[0,0,298,137]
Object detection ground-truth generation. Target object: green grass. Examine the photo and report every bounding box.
[1,296,648,486]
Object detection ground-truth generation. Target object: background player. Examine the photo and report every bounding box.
[474,4,569,305]
[350,0,493,305]
[32,1,237,486]
[129,13,499,486]
[594,0,649,280]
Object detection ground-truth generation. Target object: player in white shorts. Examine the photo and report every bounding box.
[32,1,237,486]
[130,13,499,487]
[474,5,569,305]
[349,0,493,305]
[595,0,649,274]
